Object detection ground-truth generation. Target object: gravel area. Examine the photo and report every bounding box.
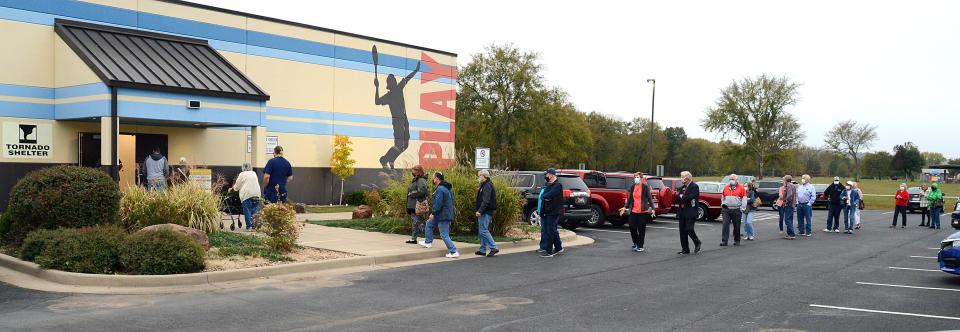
[204,247,358,272]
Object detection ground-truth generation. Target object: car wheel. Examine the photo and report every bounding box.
[585,204,606,228]
[525,210,541,226]
[696,203,708,221]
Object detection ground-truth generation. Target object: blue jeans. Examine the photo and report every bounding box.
[796,203,812,234]
[424,219,457,254]
[743,211,754,237]
[478,213,498,252]
[410,213,424,241]
[777,206,784,231]
[147,178,165,191]
[241,198,261,230]
[931,206,943,228]
[539,214,562,253]
[843,205,854,231]
[783,206,796,237]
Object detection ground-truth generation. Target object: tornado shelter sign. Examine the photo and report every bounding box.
[3,122,52,159]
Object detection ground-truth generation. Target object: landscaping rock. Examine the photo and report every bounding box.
[138,224,210,251]
[294,203,307,214]
[352,205,373,219]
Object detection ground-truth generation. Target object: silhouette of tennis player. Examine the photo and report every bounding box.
[374,61,420,169]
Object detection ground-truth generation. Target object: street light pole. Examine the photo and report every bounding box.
[646,79,655,175]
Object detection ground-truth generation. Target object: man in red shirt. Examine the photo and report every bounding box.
[891,182,909,228]
[721,174,747,246]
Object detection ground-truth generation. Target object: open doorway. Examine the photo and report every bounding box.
[78,132,168,188]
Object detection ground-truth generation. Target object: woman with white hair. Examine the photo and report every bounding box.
[891,183,909,228]
[230,162,262,231]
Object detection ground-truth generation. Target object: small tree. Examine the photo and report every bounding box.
[330,135,356,205]
[824,120,878,180]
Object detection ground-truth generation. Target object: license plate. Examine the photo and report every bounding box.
[576,197,586,205]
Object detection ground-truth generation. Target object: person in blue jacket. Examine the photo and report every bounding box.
[843,181,861,234]
[538,168,564,258]
[419,172,459,258]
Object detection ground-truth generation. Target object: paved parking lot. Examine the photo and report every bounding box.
[1,208,958,331]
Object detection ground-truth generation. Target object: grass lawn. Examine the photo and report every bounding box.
[305,205,357,214]
[306,218,525,244]
[207,231,292,262]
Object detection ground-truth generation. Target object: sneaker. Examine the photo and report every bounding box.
[536,249,547,254]
[539,252,555,258]
[805,233,812,237]
[475,251,486,256]
[889,225,896,228]
[445,252,460,258]
[554,248,565,255]
[823,229,831,233]
[634,247,645,252]
[631,244,638,250]
[405,240,417,244]
[834,229,840,233]
[733,242,741,246]
[855,225,861,230]
[694,242,702,253]
[720,243,729,247]
[677,251,690,255]
[487,249,499,257]
[418,241,433,248]
[779,230,784,234]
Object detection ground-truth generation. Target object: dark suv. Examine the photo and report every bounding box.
[497,171,592,230]
[755,181,781,210]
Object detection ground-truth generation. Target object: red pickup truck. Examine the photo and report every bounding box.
[607,172,674,217]
[563,170,674,227]
[662,178,722,221]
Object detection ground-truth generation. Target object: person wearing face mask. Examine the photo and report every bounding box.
[538,168,564,257]
[891,183,909,228]
[405,165,429,244]
[620,172,654,252]
[796,174,816,237]
[823,176,844,233]
[474,169,499,257]
[917,183,930,227]
[781,175,798,239]
[676,171,702,254]
[420,172,459,258]
[720,173,747,246]
[842,181,861,234]
[927,182,944,230]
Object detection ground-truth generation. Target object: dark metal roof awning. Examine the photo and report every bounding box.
[55,19,269,101]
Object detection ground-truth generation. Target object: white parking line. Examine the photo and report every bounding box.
[584,229,629,234]
[888,267,941,272]
[881,211,894,215]
[928,248,942,250]
[810,304,960,321]
[856,282,960,292]
[909,256,938,259]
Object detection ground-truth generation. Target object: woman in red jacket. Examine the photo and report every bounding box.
[620,172,654,253]
[891,183,909,228]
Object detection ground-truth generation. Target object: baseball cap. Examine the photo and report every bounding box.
[833,176,840,181]
[546,168,557,175]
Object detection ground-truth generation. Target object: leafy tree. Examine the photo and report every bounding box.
[921,151,947,165]
[585,112,628,171]
[949,158,960,165]
[824,120,877,180]
[892,142,923,181]
[702,74,805,179]
[675,138,719,176]
[862,151,894,179]
[828,155,852,178]
[663,127,687,174]
[330,135,356,205]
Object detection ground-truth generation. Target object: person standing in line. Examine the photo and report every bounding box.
[229,163,261,231]
[842,181,861,234]
[262,146,293,204]
[776,184,785,234]
[676,171,702,255]
[854,181,864,230]
[720,174,747,246]
[405,165,429,244]
[781,175,798,239]
[796,174,816,237]
[538,168,564,258]
[824,176,843,233]
[420,172,459,258]
[475,169,499,257]
[928,182,944,230]
[891,183,909,228]
[620,172,654,253]
[918,184,930,227]
[144,147,169,191]
[743,181,759,241]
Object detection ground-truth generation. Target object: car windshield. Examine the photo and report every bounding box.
[699,182,722,193]
[814,184,828,192]
[647,178,664,190]
[557,175,588,191]
[908,187,922,194]
[498,174,534,188]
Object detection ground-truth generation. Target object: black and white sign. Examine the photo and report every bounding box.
[246,135,280,155]
[475,147,490,169]
[3,122,52,159]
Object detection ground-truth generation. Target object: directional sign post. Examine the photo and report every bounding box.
[475,147,490,169]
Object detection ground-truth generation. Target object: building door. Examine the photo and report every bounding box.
[134,134,168,186]
[118,134,136,190]
[78,132,101,168]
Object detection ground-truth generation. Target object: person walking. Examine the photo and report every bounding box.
[781,175,798,239]
[676,171,702,255]
[263,146,293,204]
[796,174,816,237]
[854,181,864,230]
[891,183,909,228]
[776,184,785,234]
[918,184,930,227]
[928,182,945,230]
[620,172,654,253]
[538,168,564,258]
[824,176,843,233]
[229,163,261,231]
[743,181,759,241]
[842,181,861,234]
[475,169,499,257]
[405,165,429,244]
[420,172,459,258]
[143,147,169,191]
[720,174,747,246]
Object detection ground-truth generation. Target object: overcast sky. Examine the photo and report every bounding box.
[194,0,960,158]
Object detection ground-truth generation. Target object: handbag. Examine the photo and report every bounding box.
[415,198,430,215]
[934,198,945,209]
[752,197,762,208]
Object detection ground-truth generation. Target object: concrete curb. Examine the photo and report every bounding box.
[0,232,584,291]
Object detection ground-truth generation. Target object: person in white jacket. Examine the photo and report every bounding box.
[230,163,262,231]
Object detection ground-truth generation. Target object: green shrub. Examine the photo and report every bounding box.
[20,228,71,262]
[3,166,120,245]
[119,184,222,233]
[34,226,128,274]
[379,165,522,237]
[0,213,10,241]
[346,191,366,206]
[207,231,291,262]
[120,229,205,275]
[255,203,300,252]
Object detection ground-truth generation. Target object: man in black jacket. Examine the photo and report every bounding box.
[824,176,844,233]
[677,171,702,254]
[475,170,499,257]
[538,168,564,257]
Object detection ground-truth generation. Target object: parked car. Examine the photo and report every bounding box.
[604,172,673,217]
[813,184,829,209]
[559,169,628,228]
[907,187,924,212]
[497,171,592,230]
[755,180,781,210]
[938,230,960,275]
[951,198,960,230]
[664,179,722,221]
